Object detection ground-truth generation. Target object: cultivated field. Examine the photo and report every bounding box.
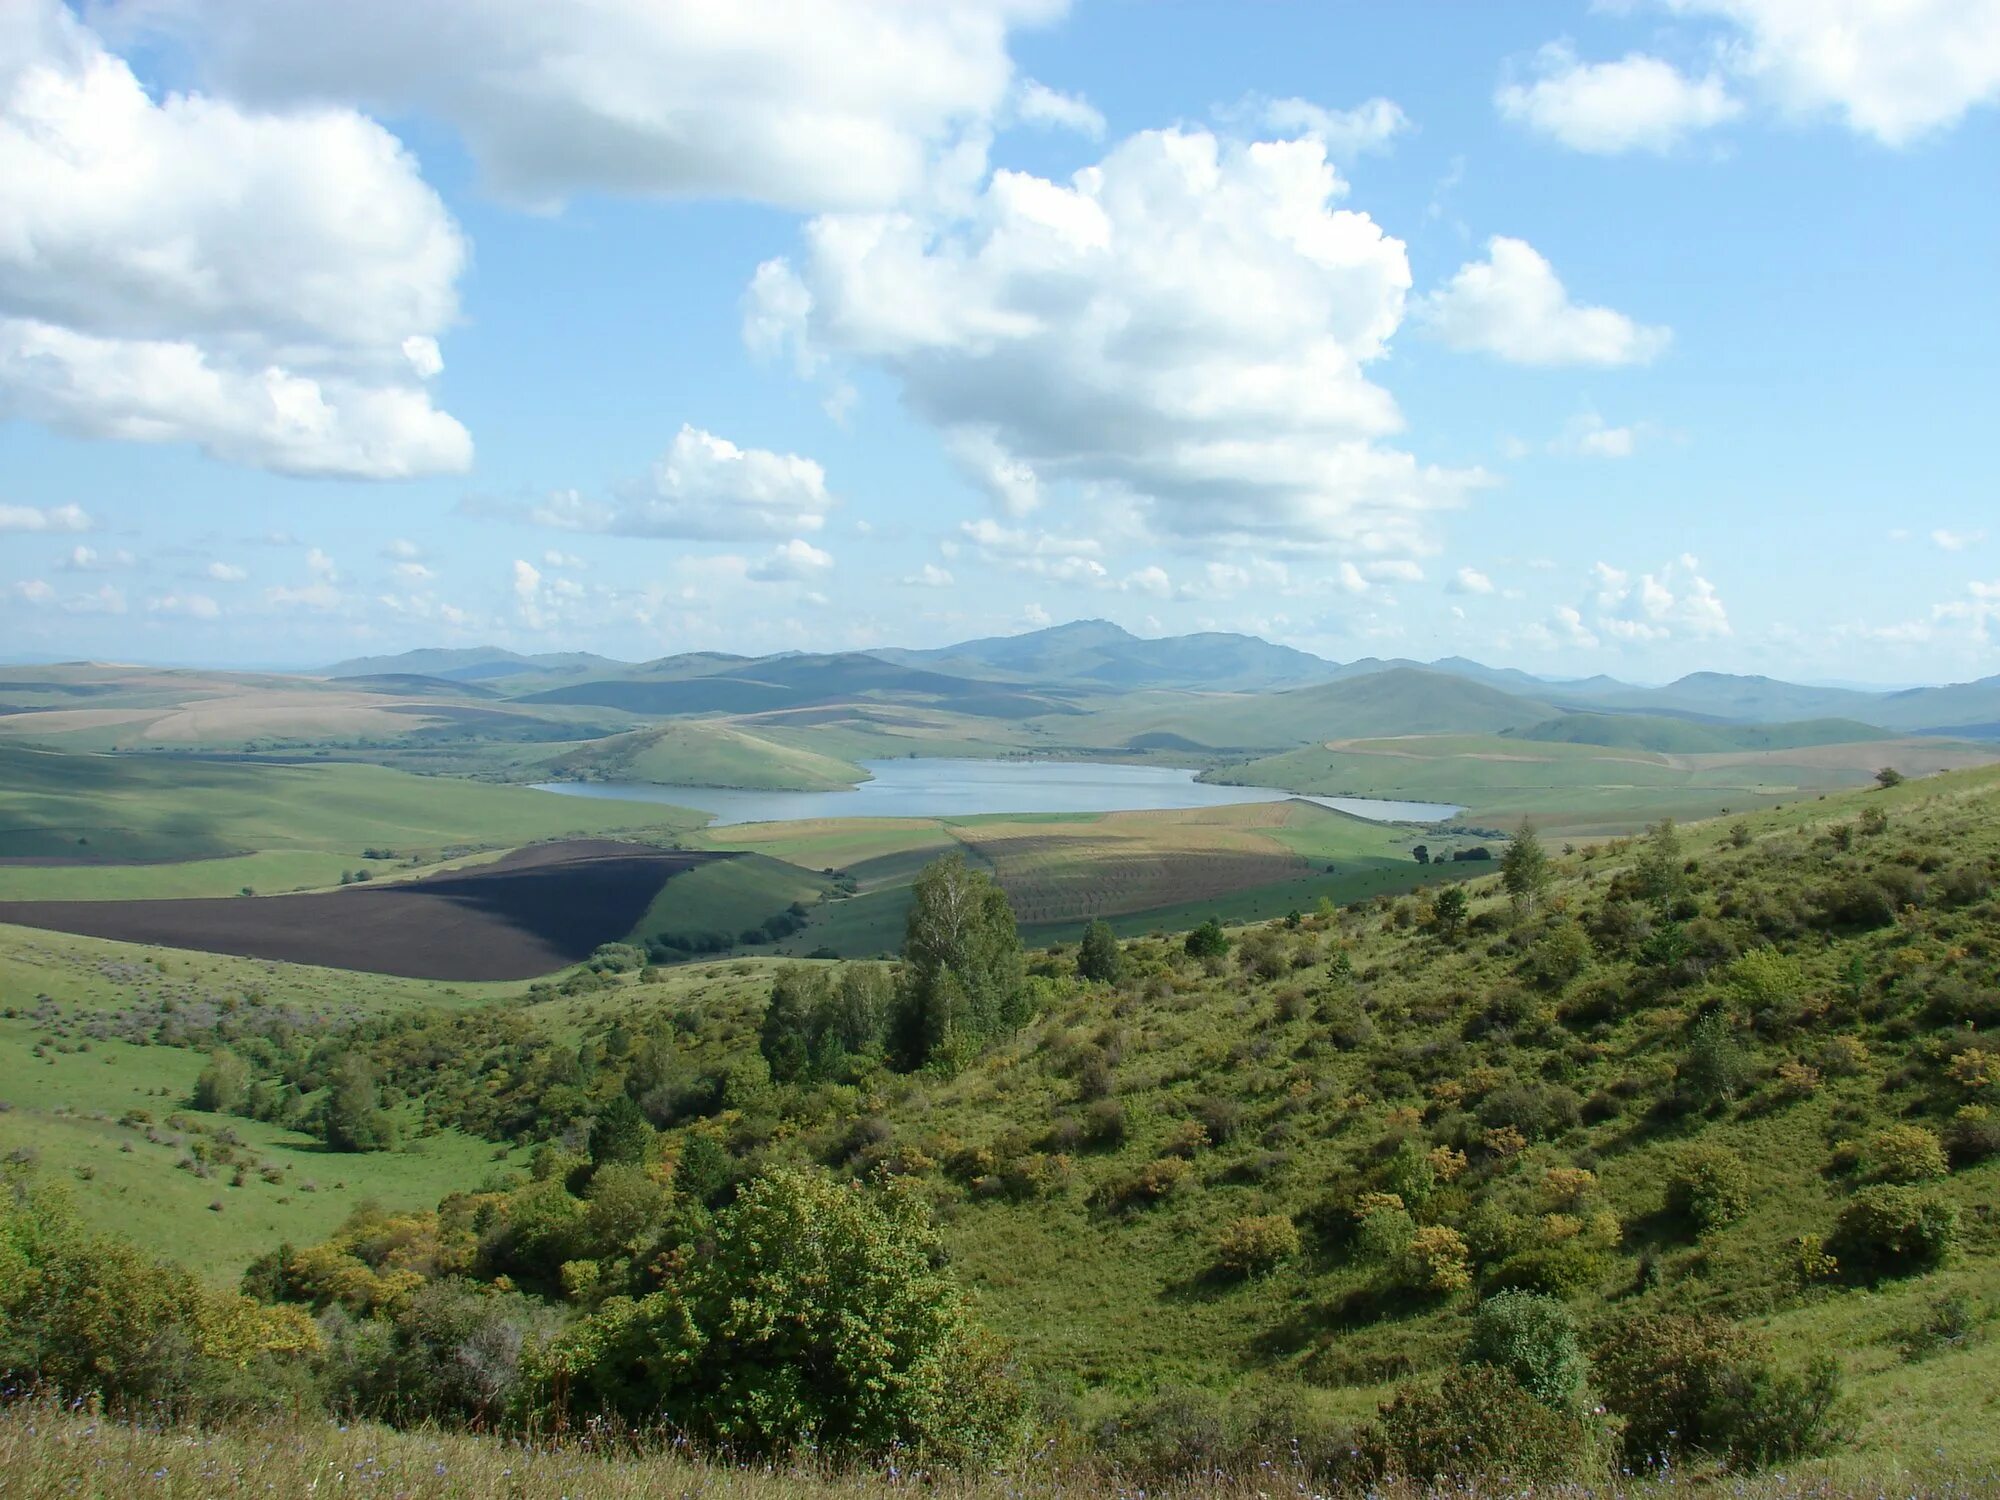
[0,841,718,979]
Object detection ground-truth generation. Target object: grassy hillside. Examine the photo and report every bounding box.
[1214,732,2000,835]
[1073,669,1553,752]
[536,720,867,790]
[7,765,2000,1489]
[0,745,701,898]
[1510,713,1890,754]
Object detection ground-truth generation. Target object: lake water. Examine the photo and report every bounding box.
[530,758,1461,826]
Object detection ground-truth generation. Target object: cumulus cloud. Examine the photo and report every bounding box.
[63,583,127,615]
[1014,79,1104,138]
[1450,566,1496,595]
[961,518,1108,584]
[903,563,956,588]
[1,1,471,477]
[516,426,837,541]
[1497,44,1740,153]
[511,558,545,629]
[58,545,133,572]
[1234,95,1411,158]
[148,591,220,619]
[392,561,435,581]
[1421,237,1671,367]
[1550,412,1648,458]
[11,578,55,604]
[205,561,247,582]
[264,581,340,610]
[749,126,1482,552]
[117,0,1067,212]
[748,538,834,582]
[1589,554,1731,641]
[0,502,92,532]
[1666,0,2000,145]
[1931,527,1984,551]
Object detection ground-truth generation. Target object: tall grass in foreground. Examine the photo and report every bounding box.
[0,1403,1993,1500]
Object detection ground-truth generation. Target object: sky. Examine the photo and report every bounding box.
[2,0,1997,684]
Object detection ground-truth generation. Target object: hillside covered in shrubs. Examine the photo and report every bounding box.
[6,766,2000,1490]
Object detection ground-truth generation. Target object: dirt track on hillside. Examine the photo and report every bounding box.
[0,840,722,980]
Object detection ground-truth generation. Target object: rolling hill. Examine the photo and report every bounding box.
[535,720,866,790]
[1507,712,1890,754]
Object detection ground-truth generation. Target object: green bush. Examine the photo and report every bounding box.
[543,1167,1018,1461]
[1865,1123,1949,1183]
[1830,1185,1959,1280]
[1665,1143,1752,1232]
[1076,919,1125,984]
[1213,1214,1300,1277]
[1464,1290,1585,1409]
[1362,1366,1602,1485]
[1594,1313,1846,1467]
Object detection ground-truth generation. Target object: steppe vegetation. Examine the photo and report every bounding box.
[5,763,1998,1492]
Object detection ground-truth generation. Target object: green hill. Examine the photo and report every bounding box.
[537,720,866,791]
[13,762,1997,1489]
[1509,713,1891,754]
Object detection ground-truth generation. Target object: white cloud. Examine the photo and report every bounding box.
[1421,237,1671,366]
[1238,96,1411,158]
[306,548,338,580]
[1551,411,1646,458]
[1931,527,1984,552]
[0,502,92,532]
[1124,565,1173,598]
[749,126,1482,552]
[1667,0,2000,145]
[123,0,1067,212]
[62,583,127,615]
[521,426,836,541]
[1553,605,1600,648]
[393,561,435,581]
[511,558,545,630]
[748,538,835,582]
[11,578,55,604]
[382,538,423,560]
[1450,566,1496,595]
[205,561,247,582]
[1364,558,1425,583]
[903,563,956,588]
[148,592,220,620]
[264,581,341,610]
[1497,44,1741,153]
[1014,80,1104,138]
[1589,553,1731,641]
[541,550,587,571]
[1,1,470,477]
[58,545,133,572]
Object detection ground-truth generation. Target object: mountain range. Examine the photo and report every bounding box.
[325,619,2000,739]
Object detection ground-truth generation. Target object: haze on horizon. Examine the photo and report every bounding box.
[2,0,1997,684]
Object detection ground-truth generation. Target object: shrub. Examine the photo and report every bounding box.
[1076,920,1125,984]
[1184,919,1229,958]
[1527,921,1592,989]
[192,1049,251,1115]
[1677,1013,1750,1109]
[1944,1108,2000,1166]
[1099,1156,1192,1211]
[1830,1185,1958,1281]
[1866,1123,1949,1184]
[1362,1366,1601,1486]
[1080,1097,1126,1149]
[1593,1313,1755,1464]
[1214,1214,1301,1277]
[542,1168,1018,1461]
[1664,1144,1751,1232]
[1464,1291,1585,1409]
[1399,1225,1472,1295]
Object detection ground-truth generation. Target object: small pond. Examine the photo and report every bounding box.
[531,757,1461,827]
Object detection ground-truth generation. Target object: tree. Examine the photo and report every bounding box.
[759,965,822,1084]
[1634,817,1686,905]
[1076,919,1125,984]
[1429,884,1469,938]
[1874,766,1905,789]
[588,1094,656,1169]
[549,1167,1020,1461]
[1464,1290,1586,1410]
[890,853,1026,1071]
[1501,822,1552,918]
[672,1129,735,1209]
[1411,844,1431,865]
[320,1053,395,1153]
[193,1048,251,1115]
[1184,918,1230,958]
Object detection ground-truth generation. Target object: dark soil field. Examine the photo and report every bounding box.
[0,840,723,980]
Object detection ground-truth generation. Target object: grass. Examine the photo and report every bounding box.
[630,852,830,945]
[1212,732,2000,836]
[0,746,702,896]
[10,1401,1994,1500]
[536,720,867,791]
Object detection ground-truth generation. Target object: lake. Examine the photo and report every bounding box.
[531,758,1461,826]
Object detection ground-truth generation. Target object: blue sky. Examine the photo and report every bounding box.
[2,0,1996,683]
